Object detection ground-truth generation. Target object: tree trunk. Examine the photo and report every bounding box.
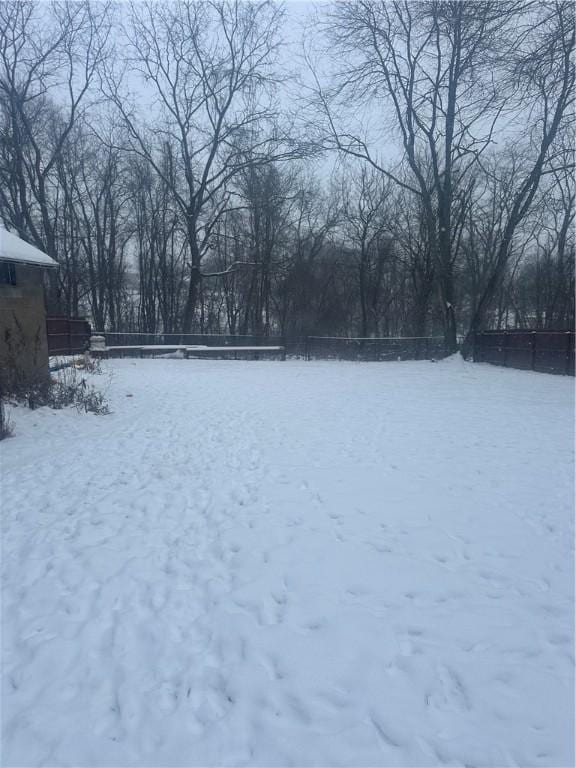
[182,226,202,333]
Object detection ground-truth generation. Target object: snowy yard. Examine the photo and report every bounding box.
[1,357,574,767]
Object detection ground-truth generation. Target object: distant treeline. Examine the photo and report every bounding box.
[0,1,573,353]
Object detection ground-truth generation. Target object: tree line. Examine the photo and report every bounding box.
[0,0,573,353]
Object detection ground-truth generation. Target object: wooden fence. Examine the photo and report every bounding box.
[473,330,575,376]
[46,316,91,356]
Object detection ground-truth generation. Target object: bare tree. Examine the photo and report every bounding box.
[0,1,111,308]
[71,131,131,330]
[462,1,574,353]
[0,1,571,345]
[272,173,341,336]
[389,189,435,339]
[128,146,187,334]
[236,163,297,335]
[339,165,392,337]
[308,0,533,351]
[508,163,575,330]
[104,0,296,331]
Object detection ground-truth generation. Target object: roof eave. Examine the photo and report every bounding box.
[0,254,59,269]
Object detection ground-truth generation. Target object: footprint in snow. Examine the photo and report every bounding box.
[426,664,470,713]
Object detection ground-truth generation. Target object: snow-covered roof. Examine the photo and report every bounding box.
[0,227,58,268]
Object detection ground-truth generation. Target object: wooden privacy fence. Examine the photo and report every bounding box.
[473,330,575,375]
[46,316,91,356]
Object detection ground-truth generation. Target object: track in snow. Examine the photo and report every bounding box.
[1,358,574,766]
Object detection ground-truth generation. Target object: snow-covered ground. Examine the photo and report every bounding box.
[1,358,574,767]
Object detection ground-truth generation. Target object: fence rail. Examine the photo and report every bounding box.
[473,330,574,376]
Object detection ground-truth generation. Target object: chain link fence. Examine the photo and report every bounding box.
[92,331,450,361]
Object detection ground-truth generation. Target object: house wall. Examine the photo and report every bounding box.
[0,264,50,389]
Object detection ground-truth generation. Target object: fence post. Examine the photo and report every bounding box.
[565,332,572,376]
[503,331,509,368]
[305,336,310,361]
[475,332,482,363]
[531,332,537,371]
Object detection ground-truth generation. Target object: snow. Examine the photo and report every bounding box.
[0,227,57,268]
[185,346,284,351]
[49,355,88,372]
[1,358,574,767]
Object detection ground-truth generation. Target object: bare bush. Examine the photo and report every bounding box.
[6,366,110,416]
